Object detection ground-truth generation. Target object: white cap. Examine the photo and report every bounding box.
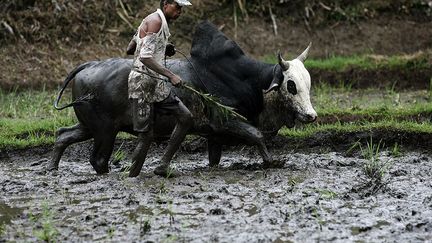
[174,0,192,6]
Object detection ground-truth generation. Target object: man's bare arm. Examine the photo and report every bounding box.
[139,15,182,86]
[140,58,182,86]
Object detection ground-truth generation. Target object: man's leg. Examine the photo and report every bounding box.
[129,99,154,177]
[154,96,193,177]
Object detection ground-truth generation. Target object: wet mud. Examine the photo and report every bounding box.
[1,138,432,242]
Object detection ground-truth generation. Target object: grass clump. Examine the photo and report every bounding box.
[29,202,59,243]
[0,223,4,237]
[112,142,126,165]
[349,137,393,196]
[140,218,151,237]
[391,143,402,158]
[316,189,338,200]
[359,138,392,183]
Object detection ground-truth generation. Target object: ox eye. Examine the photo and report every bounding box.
[287,80,297,95]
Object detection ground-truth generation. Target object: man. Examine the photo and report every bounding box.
[126,0,193,178]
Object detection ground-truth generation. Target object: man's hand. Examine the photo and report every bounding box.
[126,39,137,55]
[169,73,183,87]
[165,43,176,57]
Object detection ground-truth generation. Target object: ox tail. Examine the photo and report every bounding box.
[54,62,93,110]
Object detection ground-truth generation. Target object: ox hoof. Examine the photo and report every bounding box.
[262,159,285,169]
[154,165,177,178]
[95,169,109,175]
[46,163,59,172]
[208,162,220,168]
[92,164,110,174]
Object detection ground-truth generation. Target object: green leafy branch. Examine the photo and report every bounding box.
[181,84,247,122]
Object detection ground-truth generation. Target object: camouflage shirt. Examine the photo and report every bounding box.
[128,9,171,103]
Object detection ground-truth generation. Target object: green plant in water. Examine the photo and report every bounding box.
[198,171,209,182]
[361,137,382,162]
[119,158,134,181]
[107,226,115,239]
[165,164,176,179]
[60,188,73,205]
[30,202,59,243]
[316,189,338,199]
[113,142,126,164]
[0,223,5,237]
[309,206,325,231]
[156,180,173,204]
[360,137,392,183]
[159,180,168,194]
[164,234,178,243]
[346,139,362,156]
[167,202,175,226]
[391,143,401,158]
[288,179,297,187]
[140,218,151,237]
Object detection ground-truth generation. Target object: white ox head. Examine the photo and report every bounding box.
[267,43,317,123]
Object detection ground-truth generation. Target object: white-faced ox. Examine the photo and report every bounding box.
[49,21,317,175]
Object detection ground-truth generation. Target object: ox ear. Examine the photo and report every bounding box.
[296,42,312,63]
[278,51,290,71]
[264,80,280,93]
[264,65,283,93]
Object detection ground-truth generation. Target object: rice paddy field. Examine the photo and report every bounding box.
[2,1,432,241]
[1,53,432,242]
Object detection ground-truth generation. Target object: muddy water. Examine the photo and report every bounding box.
[0,141,431,242]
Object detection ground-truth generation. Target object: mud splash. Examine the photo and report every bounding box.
[0,140,432,242]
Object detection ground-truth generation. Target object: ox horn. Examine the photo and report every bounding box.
[278,51,290,71]
[296,42,312,63]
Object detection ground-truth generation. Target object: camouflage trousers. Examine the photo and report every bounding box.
[131,92,192,133]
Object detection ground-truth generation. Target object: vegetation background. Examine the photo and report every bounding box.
[1,0,431,89]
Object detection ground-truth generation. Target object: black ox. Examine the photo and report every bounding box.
[49,21,317,174]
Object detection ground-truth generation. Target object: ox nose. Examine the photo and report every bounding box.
[306,113,317,122]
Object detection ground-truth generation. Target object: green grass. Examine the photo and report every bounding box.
[0,88,75,149]
[279,120,432,139]
[263,53,431,71]
[0,88,75,119]
[312,85,432,117]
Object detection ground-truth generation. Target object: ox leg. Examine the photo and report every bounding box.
[208,139,222,167]
[215,120,284,168]
[90,130,117,174]
[48,124,91,171]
